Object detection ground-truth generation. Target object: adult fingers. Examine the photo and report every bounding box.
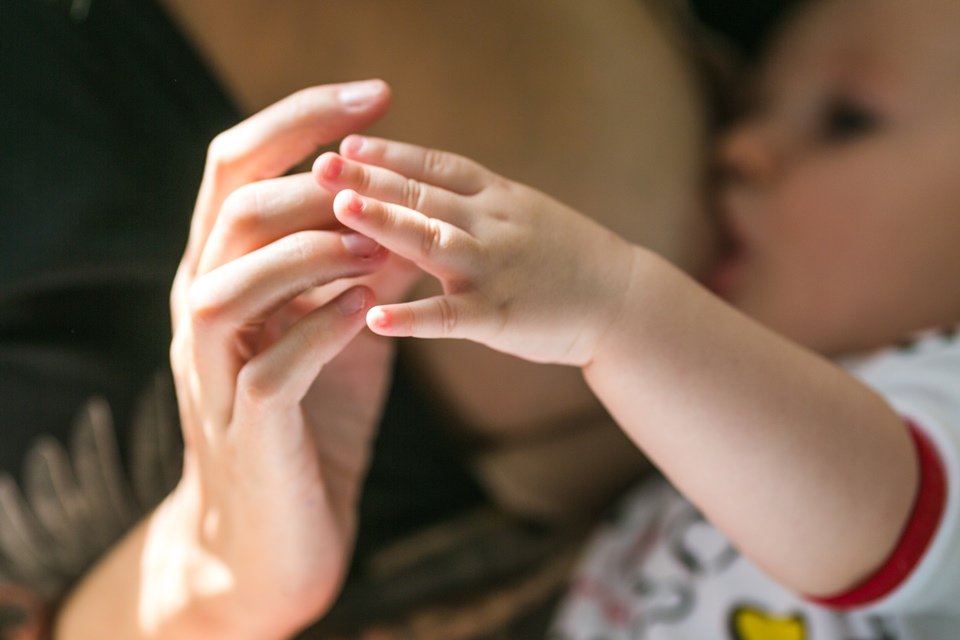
[185,230,387,428]
[197,173,339,275]
[183,80,392,275]
[332,190,480,278]
[234,287,373,415]
[338,135,492,195]
[191,230,385,340]
[314,152,471,229]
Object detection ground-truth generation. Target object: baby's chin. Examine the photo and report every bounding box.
[704,223,746,301]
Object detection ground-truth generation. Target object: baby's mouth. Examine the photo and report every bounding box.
[706,199,747,299]
[708,243,745,300]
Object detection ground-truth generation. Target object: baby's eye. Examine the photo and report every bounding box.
[820,98,880,143]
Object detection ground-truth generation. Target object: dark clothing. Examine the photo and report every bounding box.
[689,0,803,56]
[0,0,483,602]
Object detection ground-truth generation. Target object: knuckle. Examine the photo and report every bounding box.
[434,297,459,335]
[205,131,241,174]
[286,88,315,119]
[292,317,328,356]
[421,217,446,258]
[287,88,337,148]
[402,177,426,212]
[168,327,188,371]
[170,271,187,321]
[219,185,263,233]
[282,230,322,264]
[235,364,279,410]
[488,173,512,194]
[422,148,447,179]
[205,131,228,161]
[186,277,226,329]
[356,163,375,194]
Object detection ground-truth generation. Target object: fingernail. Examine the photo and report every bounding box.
[368,307,391,329]
[317,153,343,180]
[338,80,385,110]
[346,191,366,213]
[337,288,367,316]
[341,232,380,257]
[342,135,367,156]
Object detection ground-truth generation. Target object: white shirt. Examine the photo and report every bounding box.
[552,329,960,640]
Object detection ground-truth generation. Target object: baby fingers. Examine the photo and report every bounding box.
[332,190,481,278]
[339,135,491,195]
[315,152,471,229]
[366,293,484,340]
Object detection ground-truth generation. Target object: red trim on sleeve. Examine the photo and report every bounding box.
[809,422,947,609]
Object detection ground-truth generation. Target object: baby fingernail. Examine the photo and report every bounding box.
[341,232,380,257]
[317,153,343,180]
[338,80,385,110]
[368,307,391,329]
[342,135,366,156]
[346,192,366,213]
[337,288,366,316]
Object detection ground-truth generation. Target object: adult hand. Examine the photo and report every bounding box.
[158,81,419,639]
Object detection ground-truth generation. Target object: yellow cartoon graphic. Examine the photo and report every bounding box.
[730,605,807,640]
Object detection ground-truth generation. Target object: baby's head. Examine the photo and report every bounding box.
[712,0,960,356]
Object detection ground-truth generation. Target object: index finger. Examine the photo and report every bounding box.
[184,80,392,273]
[339,135,492,195]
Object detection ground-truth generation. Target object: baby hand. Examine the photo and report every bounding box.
[314,136,636,366]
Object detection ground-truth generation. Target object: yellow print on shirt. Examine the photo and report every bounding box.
[730,605,807,640]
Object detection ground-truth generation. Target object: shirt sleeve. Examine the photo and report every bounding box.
[807,422,947,610]
[837,330,960,616]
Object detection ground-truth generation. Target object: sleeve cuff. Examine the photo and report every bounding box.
[808,422,947,610]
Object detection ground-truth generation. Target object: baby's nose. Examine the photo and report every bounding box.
[716,122,781,186]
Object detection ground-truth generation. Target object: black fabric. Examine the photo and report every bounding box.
[0,0,229,476]
[0,0,483,578]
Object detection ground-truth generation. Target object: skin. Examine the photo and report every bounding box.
[308,0,960,599]
[712,0,960,356]
[47,2,710,636]
[38,0,959,637]
[159,0,710,493]
[55,83,420,640]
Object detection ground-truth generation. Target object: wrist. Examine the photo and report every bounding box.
[583,244,656,370]
[53,484,283,640]
[135,482,309,640]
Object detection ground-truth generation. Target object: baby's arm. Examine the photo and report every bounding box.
[314,136,919,599]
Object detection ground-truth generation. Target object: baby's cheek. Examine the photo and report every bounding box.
[775,159,886,257]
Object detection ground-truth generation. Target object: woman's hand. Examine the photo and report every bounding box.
[161,82,423,639]
[313,136,636,367]
[53,81,426,640]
